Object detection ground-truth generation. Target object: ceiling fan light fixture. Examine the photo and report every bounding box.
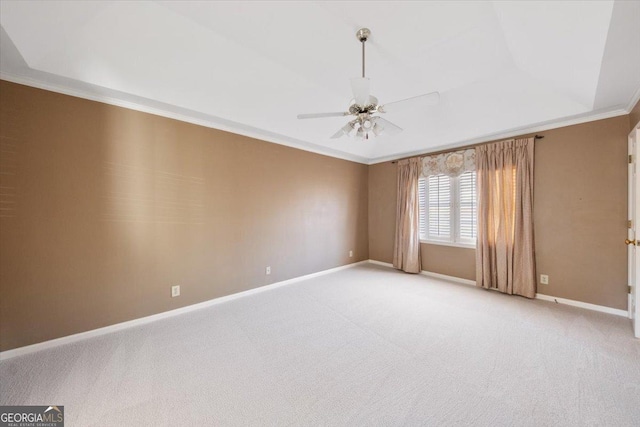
[372,122,383,137]
[330,121,357,139]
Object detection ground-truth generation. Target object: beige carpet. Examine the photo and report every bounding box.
[1,263,639,426]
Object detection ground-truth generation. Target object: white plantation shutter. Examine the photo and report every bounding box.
[418,177,427,239]
[427,174,451,239]
[418,170,477,245]
[458,171,477,241]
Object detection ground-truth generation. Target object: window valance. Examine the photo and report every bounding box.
[421,149,475,177]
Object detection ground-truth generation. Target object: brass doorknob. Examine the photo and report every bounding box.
[625,239,636,246]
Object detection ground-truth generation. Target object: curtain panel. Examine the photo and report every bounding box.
[476,137,536,298]
[393,158,422,273]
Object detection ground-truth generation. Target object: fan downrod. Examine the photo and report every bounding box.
[356,28,371,78]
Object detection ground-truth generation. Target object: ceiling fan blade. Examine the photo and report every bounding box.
[374,117,403,135]
[297,112,349,119]
[330,122,353,139]
[378,91,440,114]
[330,129,345,139]
[350,77,371,106]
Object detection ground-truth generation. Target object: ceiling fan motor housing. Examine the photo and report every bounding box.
[349,95,378,115]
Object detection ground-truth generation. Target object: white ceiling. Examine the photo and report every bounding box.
[1,1,639,164]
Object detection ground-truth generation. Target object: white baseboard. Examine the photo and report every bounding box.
[367,259,629,318]
[534,293,628,317]
[368,259,476,286]
[367,259,394,268]
[2,259,628,360]
[419,270,476,287]
[0,260,369,361]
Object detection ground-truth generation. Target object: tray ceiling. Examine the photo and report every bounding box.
[1,1,639,164]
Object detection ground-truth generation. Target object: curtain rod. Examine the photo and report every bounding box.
[390,134,544,164]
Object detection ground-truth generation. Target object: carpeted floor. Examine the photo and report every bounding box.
[1,263,639,426]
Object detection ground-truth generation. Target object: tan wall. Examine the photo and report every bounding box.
[367,161,476,280]
[368,161,396,263]
[533,116,628,309]
[0,81,369,351]
[421,245,476,281]
[630,98,640,131]
[369,115,629,310]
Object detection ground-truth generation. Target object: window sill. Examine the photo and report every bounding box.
[420,240,476,250]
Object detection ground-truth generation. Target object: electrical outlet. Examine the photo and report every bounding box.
[349,250,353,258]
[266,266,271,275]
[171,285,180,297]
[540,274,549,285]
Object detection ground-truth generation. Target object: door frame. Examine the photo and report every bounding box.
[629,120,640,338]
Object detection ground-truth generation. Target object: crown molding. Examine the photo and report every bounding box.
[0,71,370,165]
[2,69,637,167]
[367,107,630,164]
[627,85,640,113]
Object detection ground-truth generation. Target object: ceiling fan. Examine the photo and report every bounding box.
[297,28,440,140]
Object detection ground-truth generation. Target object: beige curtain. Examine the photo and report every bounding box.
[393,158,422,273]
[476,138,536,298]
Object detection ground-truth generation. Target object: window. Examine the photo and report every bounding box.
[419,171,477,246]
